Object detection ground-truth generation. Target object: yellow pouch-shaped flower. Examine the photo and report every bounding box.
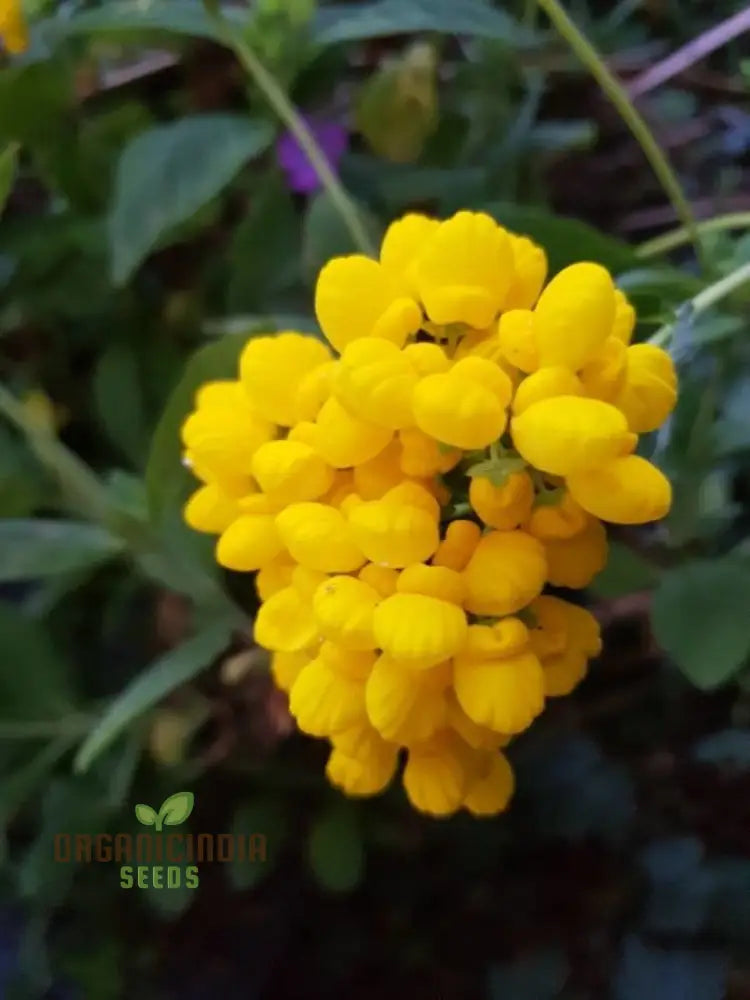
[347,491,440,568]
[512,366,583,415]
[412,371,507,450]
[334,339,418,430]
[276,502,365,572]
[579,336,627,402]
[505,234,547,311]
[432,520,482,571]
[313,397,393,468]
[401,341,450,375]
[216,514,284,571]
[254,585,319,653]
[611,289,636,344]
[403,731,475,817]
[396,563,466,605]
[366,654,450,743]
[326,723,399,796]
[373,592,468,669]
[463,751,515,817]
[240,332,331,426]
[463,618,529,659]
[533,262,616,369]
[315,255,422,353]
[532,597,601,696]
[525,491,587,540]
[398,426,461,476]
[183,483,240,534]
[544,516,608,589]
[615,344,678,433]
[255,556,295,600]
[294,360,338,422]
[379,213,440,297]
[270,650,311,693]
[446,694,510,750]
[453,648,545,734]
[312,575,381,650]
[415,211,514,328]
[1,0,29,53]
[497,309,539,373]
[511,396,637,476]
[469,471,534,530]
[463,530,546,616]
[251,439,334,504]
[289,648,370,737]
[566,454,672,524]
[358,563,399,597]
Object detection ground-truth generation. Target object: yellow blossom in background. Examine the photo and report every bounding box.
[0,0,28,53]
[180,208,677,819]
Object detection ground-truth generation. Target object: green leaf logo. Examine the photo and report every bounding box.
[134,791,195,832]
[135,803,158,827]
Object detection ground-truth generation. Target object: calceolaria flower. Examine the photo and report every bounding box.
[181,210,676,819]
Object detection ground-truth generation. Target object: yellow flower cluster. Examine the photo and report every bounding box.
[181,210,676,819]
[0,0,28,53]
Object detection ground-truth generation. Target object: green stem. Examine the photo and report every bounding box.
[649,259,750,348]
[534,0,707,272]
[214,17,374,257]
[636,211,750,259]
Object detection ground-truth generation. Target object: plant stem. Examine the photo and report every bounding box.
[214,17,375,257]
[0,714,94,740]
[636,211,750,259]
[649,259,750,348]
[534,0,707,272]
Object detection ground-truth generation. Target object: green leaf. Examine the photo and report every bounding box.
[108,114,274,285]
[307,803,364,893]
[41,2,243,43]
[93,342,150,466]
[302,190,383,285]
[226,173,301,313]
[0,733,78,827]
[74,616,238,773]
[313,0,537,46]
[0,600,74,720]
[228,796,286,890]
[135,802,157,826]
[651,556,750,690]
[157,790,195,828]
[0,519,124,582]
[0,142,19,215]
[466,456,526,487]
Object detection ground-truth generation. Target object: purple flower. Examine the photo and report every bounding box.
[276,118,348,194]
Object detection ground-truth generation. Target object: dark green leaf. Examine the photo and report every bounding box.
[108,115,274,284]
[313,0,537,46]
[0,733,78,826]
[228,796,286,890]
[0,600,74,720]
[41,2,244,43]
[302,189,382,284]
[651,556,750,689]
[308,803,364,893]
[0,519,124,582]
[93,342,150,466]
[74,616,238,772]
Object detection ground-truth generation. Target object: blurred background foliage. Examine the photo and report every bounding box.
[1,0,750,996]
